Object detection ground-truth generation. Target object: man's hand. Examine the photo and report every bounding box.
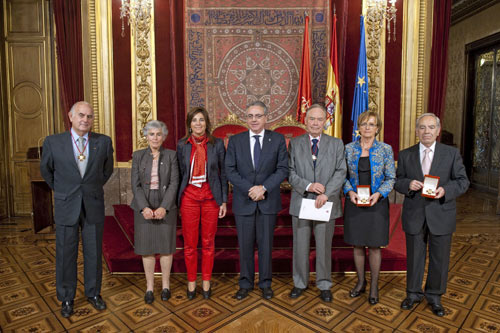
[142,207,154,220]
[308,183,325,194]
[315,194,328,208]
[248,185,266,201]
[153,207,166,220]
[348,191,359,204]
[409,180,424,191]
[219,203,227,218]
[434,186,445,199]
[369,192,381,206]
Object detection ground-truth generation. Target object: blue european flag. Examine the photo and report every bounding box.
[351,16,369,141]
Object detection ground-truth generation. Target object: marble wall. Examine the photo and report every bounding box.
[444,3,500,150]
[103,168,132,216]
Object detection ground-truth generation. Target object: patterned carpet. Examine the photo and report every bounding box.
[1,189,500,332]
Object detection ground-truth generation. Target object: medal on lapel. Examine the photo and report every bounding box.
[71,132,90,162]
[78,154,86,161]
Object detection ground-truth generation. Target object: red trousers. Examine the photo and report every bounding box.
[180,183,219,281]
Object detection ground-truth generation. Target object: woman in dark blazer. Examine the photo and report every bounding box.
[177,107,228,300]
[131,120,179,304]
[343,111,396,305]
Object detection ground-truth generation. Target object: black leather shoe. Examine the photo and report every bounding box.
[87,295,106,310]
[202,287,212,299]
[289,287,306,299]
[430,303,445,317]
[320,290,333,302]
[401,297,421,310]
[368,297,379,305]
[61,300,74,318]
[261,287,273,300]
[144,291,154,304]
[161,289,171,301]
[349,281,367,298]
[187,287,197,300]
[235,288,251,300]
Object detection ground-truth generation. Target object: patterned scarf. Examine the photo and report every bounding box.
[188,134,208,187]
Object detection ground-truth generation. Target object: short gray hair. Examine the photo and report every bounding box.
[306,103,327,118]
[69,101,92,115]
[416,113,440,128]
[246,101,268,115]
[143,120,168,139]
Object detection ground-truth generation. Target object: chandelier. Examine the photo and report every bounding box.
[367,0,398,43]
[120,0,153,37]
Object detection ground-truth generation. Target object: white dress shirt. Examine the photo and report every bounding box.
[71,128,89,162]
[419,141,436,166]
[249,129,265,168]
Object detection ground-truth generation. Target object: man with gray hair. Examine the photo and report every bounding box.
[40,101,114,318]
[288,103,346,302]
[395,113,469,317]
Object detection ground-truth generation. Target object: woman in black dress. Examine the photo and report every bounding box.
[343,111,396,304]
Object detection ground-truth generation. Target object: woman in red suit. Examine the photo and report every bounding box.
[177,107,228,300]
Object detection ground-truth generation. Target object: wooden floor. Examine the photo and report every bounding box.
[1,189,499,332]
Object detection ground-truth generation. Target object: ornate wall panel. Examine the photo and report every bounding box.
[2,0,54,215]
[399,0,433,150]
[131,6,157,151]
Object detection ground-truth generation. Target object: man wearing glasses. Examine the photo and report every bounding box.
[225,101,288,300]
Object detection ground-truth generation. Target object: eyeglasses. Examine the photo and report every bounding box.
[360,122,377,128]
[246,114,265,120]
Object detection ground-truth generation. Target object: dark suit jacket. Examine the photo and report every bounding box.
[176,137,228,206]
[288,134,346,219]
[40,132,114,226]
[130,147,179,213]
[395,142,469,235]
[225,129,288,215]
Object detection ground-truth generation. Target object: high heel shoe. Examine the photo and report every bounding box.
[349,280,367,298]
[368,288,379,305]
[202,286,212,299]
[187,286,197,300]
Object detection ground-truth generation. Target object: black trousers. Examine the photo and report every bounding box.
[55,203,103,302]
[235,209,276,289]
[405,221,452,304]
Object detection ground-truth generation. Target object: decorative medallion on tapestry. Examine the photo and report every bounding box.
[185,0,330,127]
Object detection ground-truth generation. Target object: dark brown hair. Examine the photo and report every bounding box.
[182,107,216,144]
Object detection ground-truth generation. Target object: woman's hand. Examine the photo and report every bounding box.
[153,207,167,219]
[348,191,359,204]
[219,203,227,218]
[369,192,381,206]
[142,207,154,220]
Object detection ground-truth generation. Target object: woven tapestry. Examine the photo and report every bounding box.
[185,0,330,126]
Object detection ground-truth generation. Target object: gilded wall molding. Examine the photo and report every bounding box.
[363,0,386,142]
[82,0,115,156]
[131,5,157,151]
[399,0,433,149]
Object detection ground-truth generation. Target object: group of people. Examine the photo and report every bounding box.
[40,100,469,319]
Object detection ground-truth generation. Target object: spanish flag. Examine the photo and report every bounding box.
[324,11,342,138]
[296,14,312,124]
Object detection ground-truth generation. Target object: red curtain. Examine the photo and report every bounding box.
[53,0,84,130]
[427,0,452,120]
[155,0,186,150]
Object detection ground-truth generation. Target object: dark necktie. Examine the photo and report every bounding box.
[311,138,319,167]
[253,135,261,169]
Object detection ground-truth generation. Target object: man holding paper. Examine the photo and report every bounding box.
[395,113,469,317]
[288,104,346,302]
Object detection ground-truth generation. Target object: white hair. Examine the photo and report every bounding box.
[143,120,168,138]
[416,113,441,127]
[69,101,92,115]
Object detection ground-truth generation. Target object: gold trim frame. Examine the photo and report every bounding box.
[81,0,116,150]
[363,0,386,142]
[131,3,157,151]
[399,0,433,149]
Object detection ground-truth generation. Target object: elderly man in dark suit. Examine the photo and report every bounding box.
[225,101,288,300]
[288,104,346,302]
[395,113,469,317]
[40,101,114,318]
